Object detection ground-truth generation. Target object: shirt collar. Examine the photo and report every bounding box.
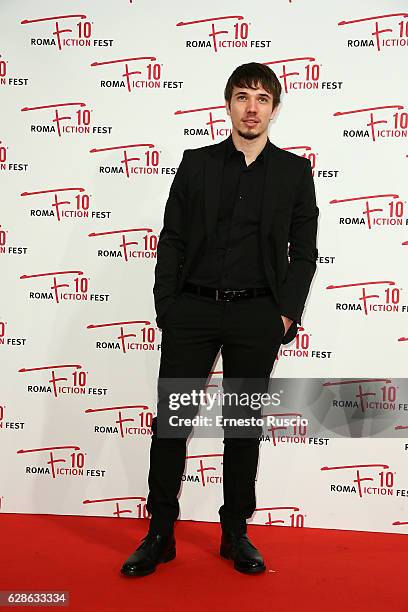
[225,134,271,163]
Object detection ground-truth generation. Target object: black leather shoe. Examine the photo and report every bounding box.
[120,532,176,577]
[220,531,266,574]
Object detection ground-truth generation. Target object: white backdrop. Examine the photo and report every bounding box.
[1,0,408,534]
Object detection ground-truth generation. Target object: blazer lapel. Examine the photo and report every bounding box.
[259,142,291,303]
[204,139,227,239]
[259,142,287,242]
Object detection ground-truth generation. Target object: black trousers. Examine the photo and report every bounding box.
[146,290,285,535]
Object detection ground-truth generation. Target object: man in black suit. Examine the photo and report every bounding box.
[121,62,318,577]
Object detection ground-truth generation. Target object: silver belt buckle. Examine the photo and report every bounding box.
[216,289,232,301]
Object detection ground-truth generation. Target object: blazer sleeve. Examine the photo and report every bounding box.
[279,158,319,342]
[153,149,190,323]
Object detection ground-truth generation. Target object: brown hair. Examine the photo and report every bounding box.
[224,62,281,109]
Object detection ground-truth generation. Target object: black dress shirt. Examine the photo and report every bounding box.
[188,135,271,289]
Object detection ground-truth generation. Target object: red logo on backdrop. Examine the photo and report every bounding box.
[184,453,223,486]
[202,369,223,399]
[91,56,163,92]
[283,145,317,173]
[321,463,395,498]
[400,236,408,275]
[322,378,400,413]
[89,227,157,261]
[283,145,339,181]
[21,102,92,137]
[176,16,250,52]
[392,519,408,528]
[17,444,85,479]
[0,225,7,252]
[326,279,407,315]
[276,326,322,361]
[0,139,7,168]
[175,105,230,141]
[0,139,28,173]
[20,269,89,303]
[261,412,307,445]
[0,320,27,348]
[0,53,28,87]
[0,322,6,347]
[330,193,406,229]
[277,325,332,360]
[19,364,88,398]
[21,187,91,221]
[90,143,160,177]
[0,54,7,82]
[87,320,158,353]
[85,404,153,437]
[338,13,408,51]
[334,104,408,141]
[83,496,149,518]
[21,13,94,50]
[254,506,305,527]
[0,224,28,257]
[264,57,323,93]
[0,404,25,432]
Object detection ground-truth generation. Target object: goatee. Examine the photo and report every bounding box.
[237,128,259,141]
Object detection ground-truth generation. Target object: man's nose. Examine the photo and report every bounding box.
[246,98,257,113]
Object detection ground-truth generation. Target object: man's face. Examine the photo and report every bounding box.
[225,84,277,140]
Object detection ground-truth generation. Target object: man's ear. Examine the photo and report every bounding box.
[225,100,231,116]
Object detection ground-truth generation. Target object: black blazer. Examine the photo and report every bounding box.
[153,137,319,345]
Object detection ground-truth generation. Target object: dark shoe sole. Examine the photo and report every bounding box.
[234,563,266,575]
[220,546,266,574]
[120,548,176,577]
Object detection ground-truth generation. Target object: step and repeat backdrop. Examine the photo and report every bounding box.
[1,0,408,534]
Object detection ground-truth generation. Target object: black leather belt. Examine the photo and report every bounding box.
[183,282,272,302]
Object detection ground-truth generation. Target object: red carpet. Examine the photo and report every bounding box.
[1,514,407,611]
